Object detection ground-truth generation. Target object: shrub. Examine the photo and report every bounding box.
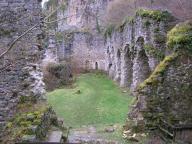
[136,9,171,22]
[43,62,73,91]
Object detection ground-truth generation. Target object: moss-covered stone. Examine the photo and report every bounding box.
[136,9,171,22]
[167,21,192,54]
[154,34,166,44]
[19,96,37,104]
[5,105,49,142]
[104,24,115,39]
[55,32,64,42]
[123,16,135,25]
[138,53,178,91]
[144,44,164,60]
[143,20,151,27]
[104,9,171,39]
[153,27,160,33]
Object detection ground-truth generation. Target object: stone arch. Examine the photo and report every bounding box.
[109,46,115,78]
[114,49,121,82]
[95,62,98,70]
[120,44,133,87]
[131,37,151,90]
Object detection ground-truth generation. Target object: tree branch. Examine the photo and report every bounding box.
[0,2,66,59]
[0,24,39,58]
[0,0,92,59]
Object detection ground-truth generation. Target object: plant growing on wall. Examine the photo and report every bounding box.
[167,21,192,55]
[104,24,115,39]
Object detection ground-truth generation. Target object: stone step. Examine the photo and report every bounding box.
[47,131,64,143]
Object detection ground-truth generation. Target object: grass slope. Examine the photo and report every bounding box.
[47,73,134,128]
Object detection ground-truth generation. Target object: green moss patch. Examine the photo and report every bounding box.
[136,9,171,22]
[143,19,151,27]
[167,21,192,54]
[55,32,64,42]
[4,105,48,142]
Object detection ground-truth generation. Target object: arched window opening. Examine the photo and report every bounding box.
[95,62,98,70]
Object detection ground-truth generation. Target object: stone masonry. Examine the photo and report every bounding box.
[130,21,192,143]
[0,0,45,138]
[105,11,171,90]
[44,0,111,71]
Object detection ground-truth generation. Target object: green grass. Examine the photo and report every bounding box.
[47,73,134,128]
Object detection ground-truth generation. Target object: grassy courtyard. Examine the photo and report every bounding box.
[47,73,135,142]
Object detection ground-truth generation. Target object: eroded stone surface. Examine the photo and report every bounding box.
[0,0,45,139]
[105,15,170,90]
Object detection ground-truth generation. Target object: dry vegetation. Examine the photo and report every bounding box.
[43,62,73,91]
[105,0,192,25]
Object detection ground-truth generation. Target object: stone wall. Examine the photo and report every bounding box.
[105,9,173,89]
[129,21,192,143]
[43,0,110,71]
[42,30,58,66]
[56,31,105,71]
[50,1,175,89]
[0,0,45,138]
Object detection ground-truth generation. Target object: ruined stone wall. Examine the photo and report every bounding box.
[0,0,45,138]
[72,32,105,70]
[42,30,58,66]
[45,0,109,71]
[128,21,192,143]
[56,31,105,71]
[105,10,172,90]
[55,0,174,87]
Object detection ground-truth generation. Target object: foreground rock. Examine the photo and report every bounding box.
[3,105,66,144]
